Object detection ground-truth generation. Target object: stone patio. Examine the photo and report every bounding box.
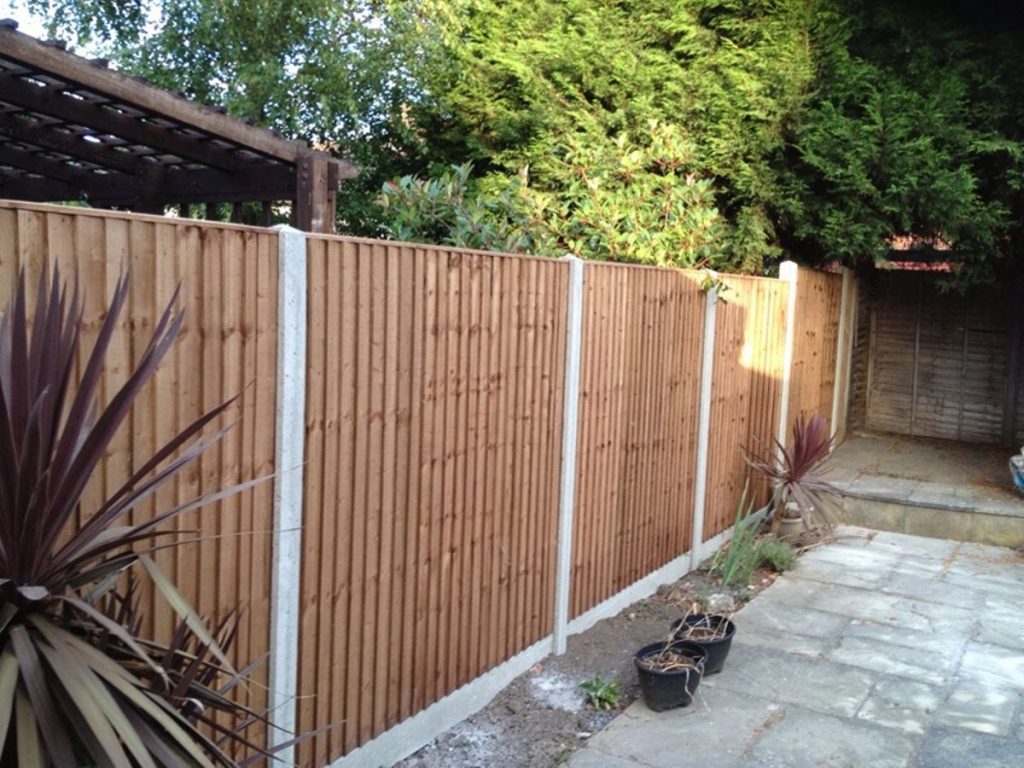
[828,433,1024,548]
[568,527,1024,768]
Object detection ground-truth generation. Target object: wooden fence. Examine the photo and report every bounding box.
[297,236,567,764]
[0,201,278,746]
[570,263,704,618]
[0,200,849,768]
[704,275,790,539]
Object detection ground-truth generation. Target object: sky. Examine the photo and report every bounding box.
[1,1,47,37]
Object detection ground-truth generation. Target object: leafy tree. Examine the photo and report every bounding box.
[13,0,1024,283]
[776,0,1024,285]
[19,0,443,233]
[413,0,817,270]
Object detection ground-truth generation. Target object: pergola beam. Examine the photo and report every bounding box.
[0,110,147,173]
[0,164,294,205]
[0,138,106,182]
[0,73,253,172]
[0,25,346,167]
[0,23,358,231]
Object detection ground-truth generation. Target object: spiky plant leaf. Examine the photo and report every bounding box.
[746,412,840,532]
[0,267,285,766]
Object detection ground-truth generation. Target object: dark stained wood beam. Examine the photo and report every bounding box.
[0,110,146,173]
[0,73,254,172]
[0,138,109,183]
[294,151,331,233]
[0,160,295,205]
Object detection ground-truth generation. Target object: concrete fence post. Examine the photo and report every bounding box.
[830,267,855,444]
[268,225,308,762]
[776,261,799,459]
[553,255,585,655]
[690,282,718,570]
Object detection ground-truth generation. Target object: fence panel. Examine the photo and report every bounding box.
[569,264,705,618]
[704,275,789,538]
[0,201,278,746]
[789,268,844,435]
[297,235,568,765]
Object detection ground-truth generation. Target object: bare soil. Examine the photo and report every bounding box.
[397,566,782,768]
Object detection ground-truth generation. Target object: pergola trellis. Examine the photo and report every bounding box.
[0,19,356,232]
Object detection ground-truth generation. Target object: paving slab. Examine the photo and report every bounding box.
[739,707,916,768]
[917,727,1024,768]
[572,685,780,768]
[788,555,893,590]
[855,676,942,734]
[880,571,980,609]
[735,602,849,641]
[568,529,1024,768]
[958,642,1024,689]
[827,634,952,686]
[866,529,962,560]
[843,619,965,657]
[934,679,1019,737]
[708,645,876,718]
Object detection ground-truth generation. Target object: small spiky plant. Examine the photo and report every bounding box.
[0,268,278,766]
[746,412,840,534]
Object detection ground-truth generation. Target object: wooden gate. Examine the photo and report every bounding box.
[865,271,1020,445]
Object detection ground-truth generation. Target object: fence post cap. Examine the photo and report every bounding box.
[272,224,305,235]
[560,253,581,262]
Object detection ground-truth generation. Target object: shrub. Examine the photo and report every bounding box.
[746,412,840,534]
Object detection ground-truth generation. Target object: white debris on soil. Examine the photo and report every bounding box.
[416,721,500,767]
[529,670,584,712]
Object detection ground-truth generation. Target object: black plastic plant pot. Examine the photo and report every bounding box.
[670,614,736,675]
[633,641,706,712]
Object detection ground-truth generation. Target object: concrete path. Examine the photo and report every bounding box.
[568,527,1024,768]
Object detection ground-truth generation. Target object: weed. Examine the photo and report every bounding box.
[580,676,621,711]
[712,484,761,587]
[755,537,798,572]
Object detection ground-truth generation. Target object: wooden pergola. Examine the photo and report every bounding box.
[0,19,356,232]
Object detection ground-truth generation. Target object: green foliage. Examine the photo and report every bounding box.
[753,538,798,573]
[526,124,726,267]
[412,0,817,270]
[580,676,621,711]
[377,163,556,254]
[777,1,1024,285]
[712,488,762,588]
[0,269,275,764]
[378,125,727,268]
[16,0,1024,282]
